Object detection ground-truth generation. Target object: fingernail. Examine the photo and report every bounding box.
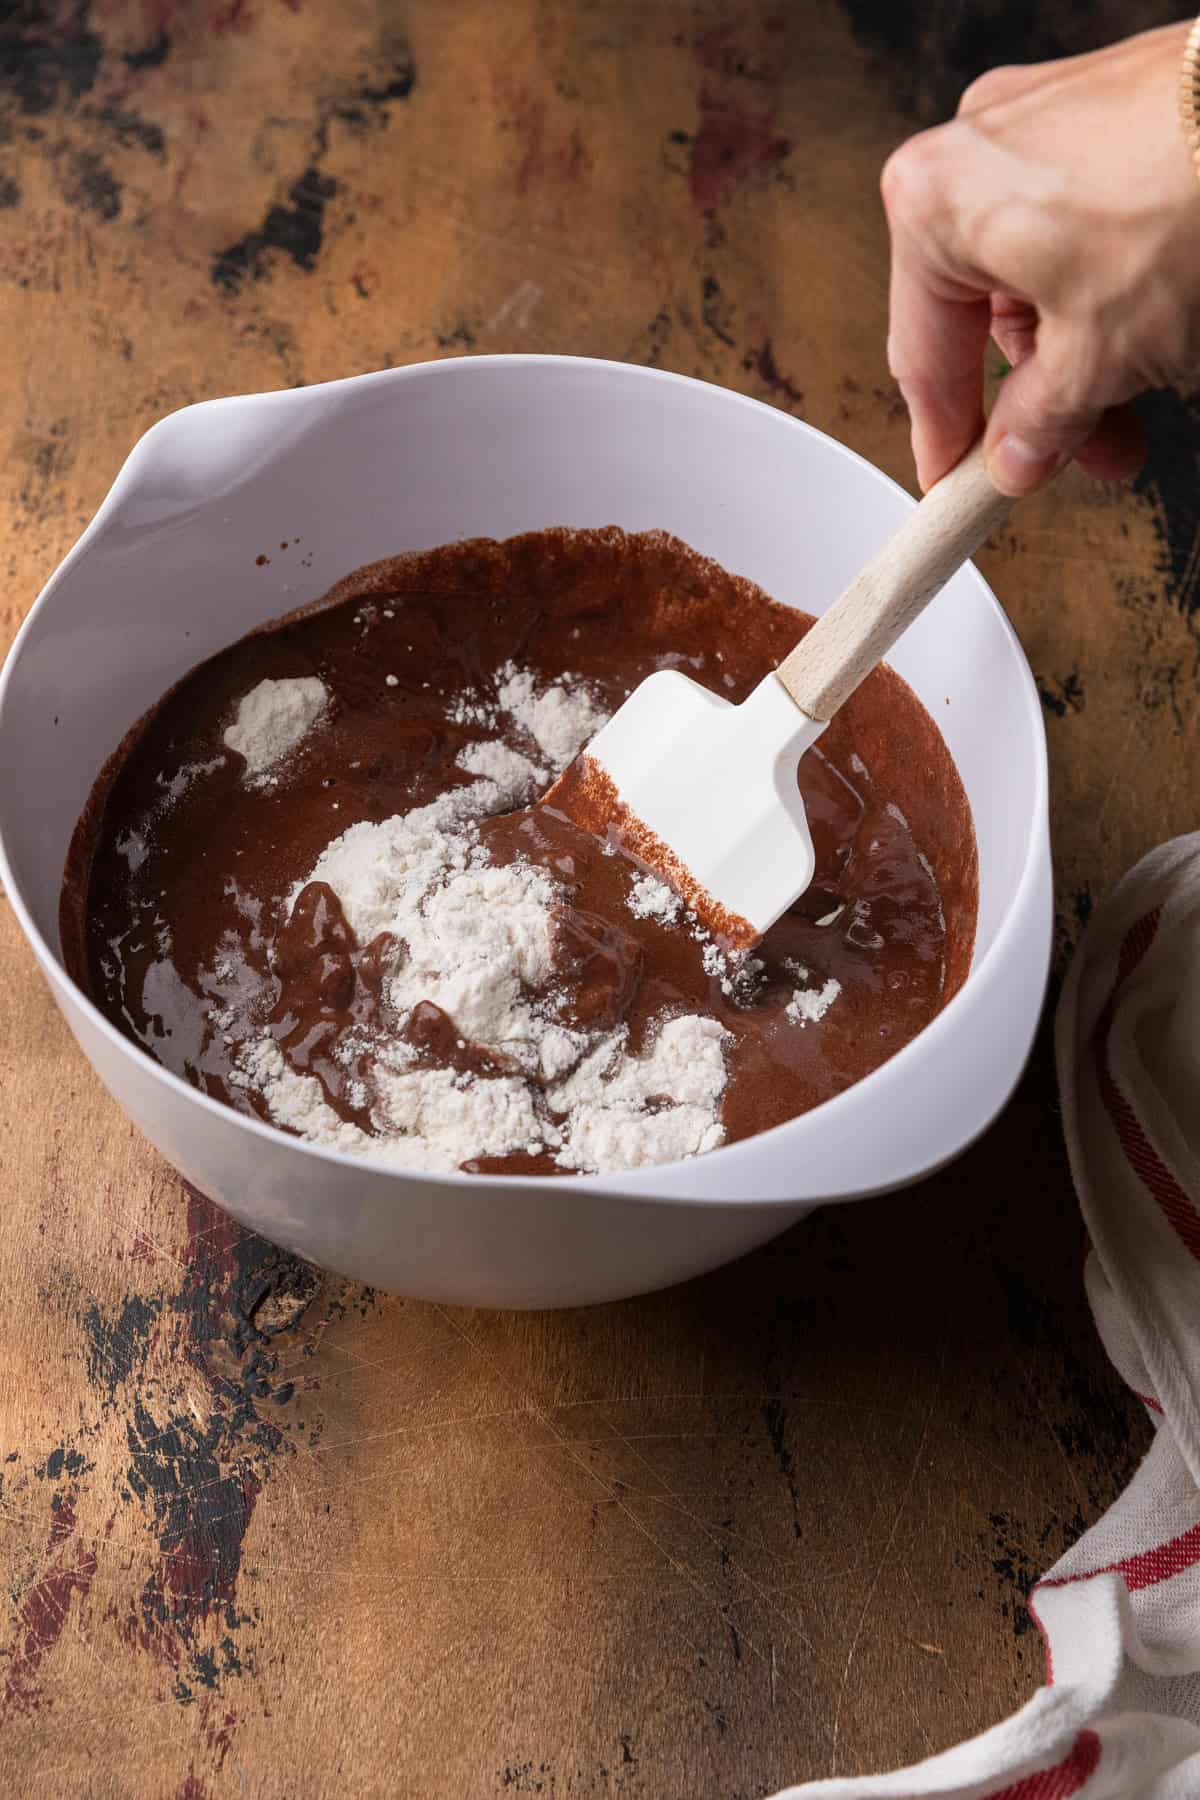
[988,434,1062,496]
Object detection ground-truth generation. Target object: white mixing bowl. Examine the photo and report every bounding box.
[0,358,1050,1307]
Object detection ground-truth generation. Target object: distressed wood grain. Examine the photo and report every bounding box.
[2,2,1193,1795]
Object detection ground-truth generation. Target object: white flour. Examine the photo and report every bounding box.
[550,1015,727,1172]
[231,1038,544,1171]
[447,688,498,728]
[230,668,730,1172]
[627,873,682,924]
[229,663,831,1176]
[632,882,764,1005]
[373,1065,544,1164]
[785,963,842,1027]
[223,677,329,784]
[238,757,731,1172]
[455,739,546,807]
[495,662,608,770]
[385,860,561,1066]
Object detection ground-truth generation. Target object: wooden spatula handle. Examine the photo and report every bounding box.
[775,442,1013,722]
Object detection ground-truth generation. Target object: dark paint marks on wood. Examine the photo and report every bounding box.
[435,320,477,349]
[1036,670,1085,717]
[688,95,790,213]
[97,104,166,156]
[211,0,253,36]
[354,63,417,109]
[1134,388,1200,618]
[744,337,803,410]
[212,166,337,291]
[694,19,776,84]
[2,1500,98,1715]
[763,1399,803,1538]
[15,417,74,517]
[309,42,417,166]
[210,33,415,292]
[226,1244,321,1346]
[634,308,673,368]
[499,1760,557,1791]
[105,1192,303,1694]
[1002,1267,1142,1499]
[985,1509,1039,1638]
[28,417,71,481]
[80,1292,161,1403]
[123,29,171,71]
[60,1191,333,1707]
[125,1400,262,1645]
[700,272,735,347]
[37,1444,93,1482]
[65,147,121,219]
[497,86,590,196]
[322,46,417,139]
[0,0,103,117]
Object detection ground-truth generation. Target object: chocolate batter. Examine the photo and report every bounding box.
[61,528,977,1175]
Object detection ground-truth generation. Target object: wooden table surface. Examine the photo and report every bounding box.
[2,3,1197,1794]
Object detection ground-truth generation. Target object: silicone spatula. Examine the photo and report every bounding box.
[543,443,1012,948]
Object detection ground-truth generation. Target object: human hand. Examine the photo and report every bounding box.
[881,22,1200,495]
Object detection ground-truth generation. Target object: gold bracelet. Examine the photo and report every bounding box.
[1179,16,1200,173]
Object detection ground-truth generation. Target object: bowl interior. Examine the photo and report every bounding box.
[0,357,1041,1030]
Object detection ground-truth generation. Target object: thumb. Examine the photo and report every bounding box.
[984,341,1104,496]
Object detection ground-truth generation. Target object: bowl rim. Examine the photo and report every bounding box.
[0,353,1051,1203]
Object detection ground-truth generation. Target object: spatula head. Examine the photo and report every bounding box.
[558,671,824,946]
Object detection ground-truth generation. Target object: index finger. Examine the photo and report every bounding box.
[886,233,991,490]
[881,139,992,489]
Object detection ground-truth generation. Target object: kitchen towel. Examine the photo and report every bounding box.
[775,833,1200,1799]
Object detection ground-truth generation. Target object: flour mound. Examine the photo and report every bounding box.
[550,1016,728,1173]
[223,677,329,784]
[386,861,558,1061]
[227,663,744,1176]
[232,1037,366,1153]
[233,1038,542,1173]
[627,874,682,925]
[239,755,730,1173]
[301,806,479,944]
[455,739,547,808]
[785,964,842,1027]
[372,1066,543,1166]
[495,662,609,770]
